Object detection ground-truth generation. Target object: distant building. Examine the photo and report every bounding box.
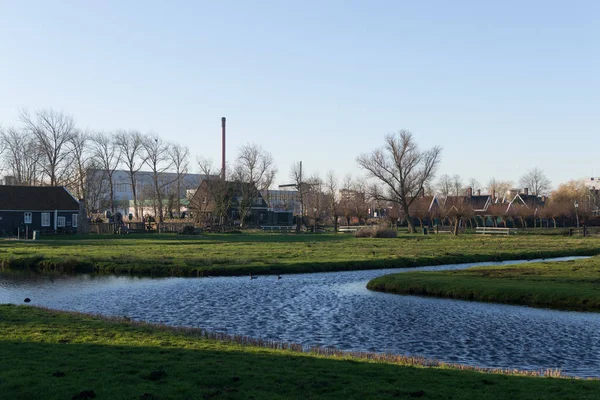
[87,169,213,215]
[0,186,82,236]
[188,179,270,225]
[262,189,302,214]
[582,177,600,190]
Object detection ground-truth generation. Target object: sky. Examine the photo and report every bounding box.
[0,1,598,190]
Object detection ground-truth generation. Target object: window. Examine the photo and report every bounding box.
[58,217,66,228]
[24,212,32,224]
[72,214,78,228]
[41,213,51,227]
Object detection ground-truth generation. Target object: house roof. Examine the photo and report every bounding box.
[509,194,545,209]
[468,195,491,211]
[0,186,79,211]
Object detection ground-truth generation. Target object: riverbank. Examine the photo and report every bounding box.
[368,256,600,312]
[1,305,598,399]
[1,233,600,277]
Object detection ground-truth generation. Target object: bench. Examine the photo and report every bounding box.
[337,226,369,233]
[261,226,295,233]
[475,227,517,235]
[432,225,465,234]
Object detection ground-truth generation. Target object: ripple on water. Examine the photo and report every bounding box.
[1,256,599,377]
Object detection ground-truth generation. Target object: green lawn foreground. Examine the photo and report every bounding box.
[368,256,600,312]
[0,305,598,400]
[1,233,600,277]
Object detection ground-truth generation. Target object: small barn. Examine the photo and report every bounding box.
[0,186,82,237]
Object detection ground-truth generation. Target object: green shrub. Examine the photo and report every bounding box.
[373,228,397,238]
[354,227,397,238]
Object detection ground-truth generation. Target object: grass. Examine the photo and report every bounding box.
[1,233,600,277]
[368,256,600,312]
[1,305,599,399]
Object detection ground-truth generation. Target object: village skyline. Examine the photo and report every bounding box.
[1,2,599,188]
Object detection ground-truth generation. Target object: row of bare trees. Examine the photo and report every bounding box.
[0,109,191,225]
[2,113,594,232]
[435,168,552,201]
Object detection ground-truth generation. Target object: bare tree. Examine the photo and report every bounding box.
[352,178,370,225]
[169,143,190,218]
[196,158,234,229]
[1,127,43,185]
[339,174,354,226]
[488,178,514,201]
[357,130,442,233]
[143,135,173,227]
[436,174,452,199]
[69,130,91,205]
[451,174,463,197]
[289,161,309,231]
[305,174,325,232]
[325,171,339,232]
[90,133,121,219]
[20,109,76,186]
[467,178,482,194]
[444,197,473,235]
[519,167,551,196]
[232,143,276,227]
[115,130,146,220]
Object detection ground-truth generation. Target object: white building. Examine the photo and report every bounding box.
[88,169,213,215]
[582,177,600,190]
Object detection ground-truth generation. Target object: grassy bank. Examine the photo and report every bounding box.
[1,305,598,399]
[1,233,600,277]
[368,256,600,312]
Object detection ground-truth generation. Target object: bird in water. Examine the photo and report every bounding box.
[277,275,281,280]
[250,273,257,280]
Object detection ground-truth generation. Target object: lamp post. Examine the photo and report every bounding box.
[574,201,579,228]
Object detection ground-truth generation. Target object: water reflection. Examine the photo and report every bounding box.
[1,257,599,377]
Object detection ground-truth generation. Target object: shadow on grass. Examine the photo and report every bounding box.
[17,233,356,247]
[2,339,599,400]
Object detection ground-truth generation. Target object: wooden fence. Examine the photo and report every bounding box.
[88,222,193,234]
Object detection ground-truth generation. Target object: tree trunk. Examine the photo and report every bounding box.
[333,215,338,232]
[453,218,460,236]
[130,173,138,220]
[552,217,557,228]
[404,204,415,233]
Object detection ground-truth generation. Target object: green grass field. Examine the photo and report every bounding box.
[1,305,598,400]
[368,256,600,311]
[1,233,600,276]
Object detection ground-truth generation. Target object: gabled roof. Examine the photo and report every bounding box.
[0,186,79,211]
[409,195,440,212]
[508,194,545,210]
[468,195,491,212]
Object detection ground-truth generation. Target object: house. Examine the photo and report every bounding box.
[506,188,546,213]
[188,179,270,226]
[408,195,442,226]
[0,186,82,236]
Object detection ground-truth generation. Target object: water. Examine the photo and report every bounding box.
[1,256,599,377]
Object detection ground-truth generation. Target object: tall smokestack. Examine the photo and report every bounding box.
[221,117,226,180]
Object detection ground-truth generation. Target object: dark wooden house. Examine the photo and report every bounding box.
[0,186,82,236]
[188,179,270,226]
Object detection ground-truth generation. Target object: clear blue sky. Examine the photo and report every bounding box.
[1,1,598,190]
